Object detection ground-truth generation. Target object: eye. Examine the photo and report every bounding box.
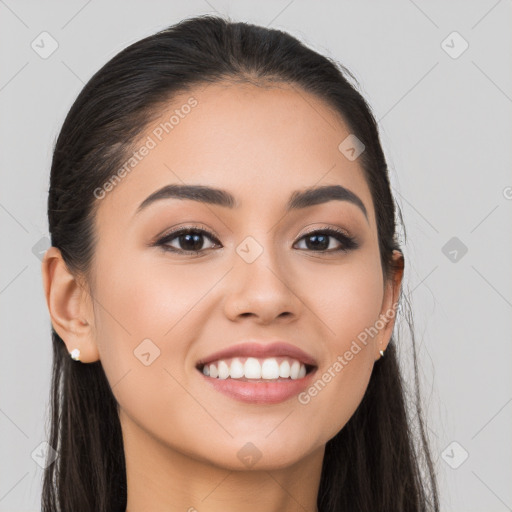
[155,225,220,254]
[153,225,358,255]
[294,227,358,253]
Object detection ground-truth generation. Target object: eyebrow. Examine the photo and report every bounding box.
[134,183,368,221]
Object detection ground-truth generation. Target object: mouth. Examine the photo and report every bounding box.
[195,341,318,404]
[196,356,316,381]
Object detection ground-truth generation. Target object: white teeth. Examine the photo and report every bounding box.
[218,360,230,379]
[244,357,261,379]
[279,360,290,378]
[290,360,300,379]
[201,356,308,380]
[209,363,218,378]
[230,357,245,378]
[261,358,280,379]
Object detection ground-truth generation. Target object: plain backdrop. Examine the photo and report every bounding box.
[0,1,511,511]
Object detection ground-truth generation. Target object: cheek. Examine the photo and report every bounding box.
[90,257,208,438]
[95,251,218,346]
[296,256,383,435]
[91,253,220,393]
[305,254,384,351]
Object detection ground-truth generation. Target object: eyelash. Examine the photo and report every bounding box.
[154,224,359,255]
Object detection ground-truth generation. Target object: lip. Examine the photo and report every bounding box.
[196,340,318,367]
[196,340,318,405]
[200,368,318,404]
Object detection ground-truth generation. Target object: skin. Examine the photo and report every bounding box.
[42,81,403,512]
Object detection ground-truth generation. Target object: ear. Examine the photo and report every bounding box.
[374,249,404,361]
[41,246,100,363]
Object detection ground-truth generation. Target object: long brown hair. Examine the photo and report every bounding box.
[43,15,439,511]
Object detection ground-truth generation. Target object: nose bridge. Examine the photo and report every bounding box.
[229,205,281,267]
[222,227,301,322]
[234,228,286,285]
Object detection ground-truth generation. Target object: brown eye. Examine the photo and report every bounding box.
[294,228,358,253]
[156,227,220,254]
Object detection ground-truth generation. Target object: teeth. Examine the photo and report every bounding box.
[230,357,244,378]
[218,360,230,380]
[290,360,300,379]
[261,358,280,379]
[209,363,218,378]
[279,360,290,378]
[244,357,261,379]
[201,356,308,380]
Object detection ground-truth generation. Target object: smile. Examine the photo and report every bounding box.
[196,340,318,403]
[198,356,313,381]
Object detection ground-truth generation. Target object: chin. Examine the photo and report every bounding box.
[192,433,320,472]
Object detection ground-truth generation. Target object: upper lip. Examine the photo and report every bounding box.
[196,340,318,368]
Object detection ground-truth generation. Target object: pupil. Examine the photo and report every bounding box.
[307,234,328,251]
[181,233,203,251]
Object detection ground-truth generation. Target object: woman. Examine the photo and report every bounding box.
[41,14,439,512]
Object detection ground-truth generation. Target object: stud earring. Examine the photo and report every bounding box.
[70,348,81,361]
[379,349,385,357]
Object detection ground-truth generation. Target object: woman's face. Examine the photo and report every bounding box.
[84,81,401,470]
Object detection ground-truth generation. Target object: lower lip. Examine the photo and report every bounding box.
[199,369,317,404]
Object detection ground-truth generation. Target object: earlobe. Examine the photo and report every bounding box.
[41,247,100,363]
[375,250,404,361]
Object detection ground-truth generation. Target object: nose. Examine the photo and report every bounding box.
[222,238,303,325]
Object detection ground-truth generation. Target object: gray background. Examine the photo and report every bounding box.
[1,1,511,510]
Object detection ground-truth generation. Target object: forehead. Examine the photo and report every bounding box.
[95,81,374,228]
